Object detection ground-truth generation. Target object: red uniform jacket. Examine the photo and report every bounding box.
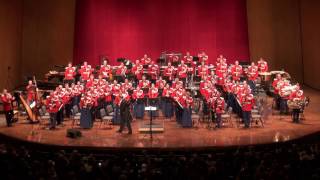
[177,64,188,78]
[79,65,93,81]
[148,87,159,98]
[1,94,14,111]
[148,64,159,80]
[65,67,76,80]
[241,94,255,111]
[138,80,150,89]
[99,65,112,78]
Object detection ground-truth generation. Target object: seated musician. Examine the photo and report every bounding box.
[183,51,193,64]
[215,94,225,128]
[163,62,175,84]
[79,61,93,82]
[177,60,188,85]
[64,62,76,84]
[99,60,112,80]
[241,91,255,128]
[141,54,151,65]
[148,61,159,84]
[247,62,259,91]
[132,86,145,119]
[289,87,304,123]
[197,61,209,79]
[1,89,15,127]
[257,58,269,73]
[231,61,243,82]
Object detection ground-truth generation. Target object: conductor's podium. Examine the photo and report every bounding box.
[138,106,164,134]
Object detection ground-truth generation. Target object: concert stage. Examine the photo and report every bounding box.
[0,87,319,150]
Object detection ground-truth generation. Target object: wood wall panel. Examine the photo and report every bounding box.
[247,0,303,83]
[300,0,320,90]
[21,0,76,80]
[0,0,23,90]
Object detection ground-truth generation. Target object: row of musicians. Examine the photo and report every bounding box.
[272,74,305,123]
[64,56,268,83]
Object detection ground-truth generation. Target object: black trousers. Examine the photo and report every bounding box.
[119,119,132,132]
[292,109,300,123]
[5,110,14,127]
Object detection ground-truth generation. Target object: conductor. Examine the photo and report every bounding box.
[117,93,133,134]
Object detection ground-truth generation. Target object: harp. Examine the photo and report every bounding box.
[19,94,38,123]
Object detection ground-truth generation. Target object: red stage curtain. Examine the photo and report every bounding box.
[74,0,249,65]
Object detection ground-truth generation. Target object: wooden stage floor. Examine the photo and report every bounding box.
[0,87,319,149]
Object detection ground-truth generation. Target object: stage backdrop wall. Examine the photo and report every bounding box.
[74,0,249,65]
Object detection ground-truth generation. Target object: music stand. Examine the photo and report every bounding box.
[145,106,157,139]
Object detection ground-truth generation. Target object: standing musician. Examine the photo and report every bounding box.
[198,51,208,63]
[132,60,144,85]
[179,91,193,128]
[279,80,292,115]
[148,83,159,117]
[79,61,93,82]
[99,60,112,80]
[79,92,94,128]
[115,62,127,82]
[141,54,151,65]
[170,54,180,66]
[138,75,151,89]
[247,62,259,91]
[163,62,175,84]
[177,60,188,85]
[289,88,304,123]
[217,54,226,63]
[148,61,159,84]
[215,94,225,128]
[26,80,36,105]
[103,81,113,109]
[117,92,133,134]
[241,91,255,128]
[1,89,15,127]
[162,84,174,118]
[46,92,62,130]
[183,51,193,64]
[64,62,76,84]
[132,86,145,119]
[257,58,269,73]
[231,61,243,82]
[62,83,72,118]
[197,61,209,79]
